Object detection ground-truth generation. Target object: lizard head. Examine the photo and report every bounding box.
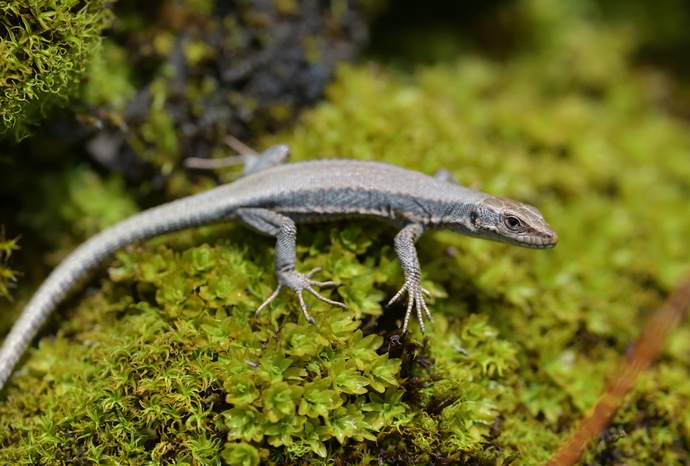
[461,197,558,249]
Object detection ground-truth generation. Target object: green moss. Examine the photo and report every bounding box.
[0,232,19,300]
[2,0,690,463]
[0,220,523,463]
[20,165,140,249]
[0,0,113,140]
[81,42,137,114]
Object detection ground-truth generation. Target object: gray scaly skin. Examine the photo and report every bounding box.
[0,144,558,391]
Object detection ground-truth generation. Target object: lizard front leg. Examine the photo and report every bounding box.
[388,223,432,334]
[236,208,346,323]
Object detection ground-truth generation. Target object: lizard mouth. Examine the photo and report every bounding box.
[517,229,559,248]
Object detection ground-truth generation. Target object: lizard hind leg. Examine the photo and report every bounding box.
[237,208,346,324]
[183,139,290,175]
[259,267,346,324]
[240,144,290,176]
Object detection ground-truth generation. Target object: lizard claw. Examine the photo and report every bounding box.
[387,278,432,334]
[256,268,346,323]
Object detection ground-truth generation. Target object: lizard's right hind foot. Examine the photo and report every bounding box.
[256,267,347,324]
[184,140,290,175]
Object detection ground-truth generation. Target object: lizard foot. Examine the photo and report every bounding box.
[256,267,347,323]
[387,278,432,334]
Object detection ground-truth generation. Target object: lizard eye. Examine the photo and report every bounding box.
[504,216,522,231]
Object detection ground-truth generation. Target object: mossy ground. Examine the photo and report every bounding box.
[0,0,112,140]
[2,0,690,464]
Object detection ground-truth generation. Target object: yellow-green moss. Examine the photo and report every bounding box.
[0,0,113,140]
[0,223,519,464]
[2,0,690,463]
[0,232,19,300]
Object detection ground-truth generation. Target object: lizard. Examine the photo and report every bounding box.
[0,144,558,391]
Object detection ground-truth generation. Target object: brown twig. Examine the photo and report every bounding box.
[548,273,690,465]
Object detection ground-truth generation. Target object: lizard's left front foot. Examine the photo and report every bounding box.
[388,277,433,334]
[256,267,347,323]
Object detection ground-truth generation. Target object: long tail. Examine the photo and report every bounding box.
[0,198,211,391]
